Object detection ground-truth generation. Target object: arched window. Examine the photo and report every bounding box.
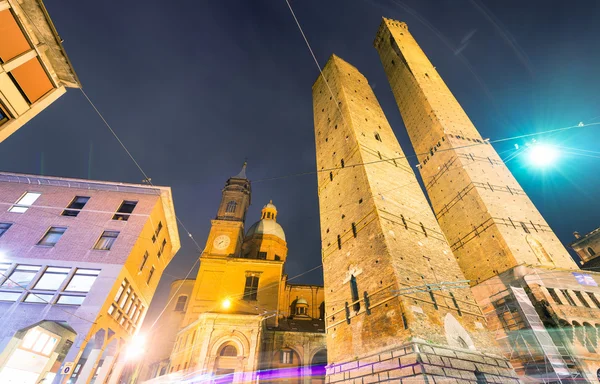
[174,295,187,311]
[220,344,238,357]
[588,247,596,256]
[226,201,237,213]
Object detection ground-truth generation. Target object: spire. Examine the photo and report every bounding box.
[232,161,247,179]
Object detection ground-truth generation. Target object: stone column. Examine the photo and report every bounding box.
[75,348,102,384]
[93,355,116,384]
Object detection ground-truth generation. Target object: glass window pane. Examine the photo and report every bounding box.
[22,328,41,349]
[108,304,116,315]
[9,192,41,213]
[17,192,41,206]
[32,333,49,352]
[65,270,99,293]
[24,293,53,303]
[38,227,67,246]
[94,231,119,250]
[34,268,70,290]
[1,266,40,289]
[57,295,85,305]
[41,337,57,356]
[0,223,12,237]
[0,291,21,301]
[114,284,125,302]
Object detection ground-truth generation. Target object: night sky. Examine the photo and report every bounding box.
[2,0,599,320]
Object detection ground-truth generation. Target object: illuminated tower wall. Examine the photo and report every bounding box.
[375,18,578,286]
[313,55,518,383]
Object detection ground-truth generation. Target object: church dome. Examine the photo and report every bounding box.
[296,297,308,305]
[246,219,286,241]
[246,200,286,241]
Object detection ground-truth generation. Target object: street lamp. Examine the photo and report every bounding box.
[221,298,232,310]
[527,143,559,167]
[125,335,146,360]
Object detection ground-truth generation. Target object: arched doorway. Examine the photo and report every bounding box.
[214,342,239,384]
[310,349,327,383]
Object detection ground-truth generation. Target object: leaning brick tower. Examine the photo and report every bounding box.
[374,18,578,286]
[313,55,518,383]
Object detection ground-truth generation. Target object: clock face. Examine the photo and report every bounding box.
[213,235,231,250]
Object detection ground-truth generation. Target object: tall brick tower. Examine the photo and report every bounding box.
[374,19,578,286]
[313,55,518,383]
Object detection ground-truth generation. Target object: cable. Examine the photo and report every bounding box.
[253,122,600,183]
[0,271,97,324]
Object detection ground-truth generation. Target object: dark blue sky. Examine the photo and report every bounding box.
[2,0,599,315]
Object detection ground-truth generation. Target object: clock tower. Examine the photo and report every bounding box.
[203,163,251,258]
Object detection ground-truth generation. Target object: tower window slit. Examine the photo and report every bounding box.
[352,222,357,238]
[350,275,360,312]
[329,172,333,181]
[520,222,530,234]
[341,159,345,168]
[420,222,427,237]
[337,235,341,250]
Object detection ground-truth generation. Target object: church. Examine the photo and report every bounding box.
[138,164,327,383]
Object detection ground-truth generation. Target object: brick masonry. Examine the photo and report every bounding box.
[326,341,519,383]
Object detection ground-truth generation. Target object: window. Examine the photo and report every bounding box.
[0,291,21,301]
[24,293,53,303]
[9,192,41,213]
[57,295,85,305]
[520,222,530,234]
[374,133,382,142]
[547,288,562,305]
[119,287,131,308]
[574,291,590,308]
[37,227,67,246]
[560,289,576,306]
[65,269,100,292]
[274,255,281,261]
[350,275,360,312]
[588,247,596,256]
[340,159,345,168]
[139,252,148,272]
[280,350,293,364]
[158,239,167,258]
[1,265,40,289]
[0,105,9,126]
[587,292,600,308]
[175,295,187,311]
[155,221,163,237]
[352,222,357,238]
[296,306,306,315]
[220,344,237,356]
[257,251,267,260]
[62,196,90,217]
[329,172,333,181]
[337,235,341,250]
[94,231,119,250]
[113,201,137,221]
[226,201,237,213]
[114,281,126,302]
[34,267,70,290]
[243,275,259,301]
[21,328,58,357]
[147,266,155,285]
[0,223,12,238]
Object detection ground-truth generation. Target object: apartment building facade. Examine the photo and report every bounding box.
[0,172,179,384]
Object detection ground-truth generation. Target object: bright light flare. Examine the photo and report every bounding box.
[222,298,231,310]
[125,335,146,360]
[527,144,559,167]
